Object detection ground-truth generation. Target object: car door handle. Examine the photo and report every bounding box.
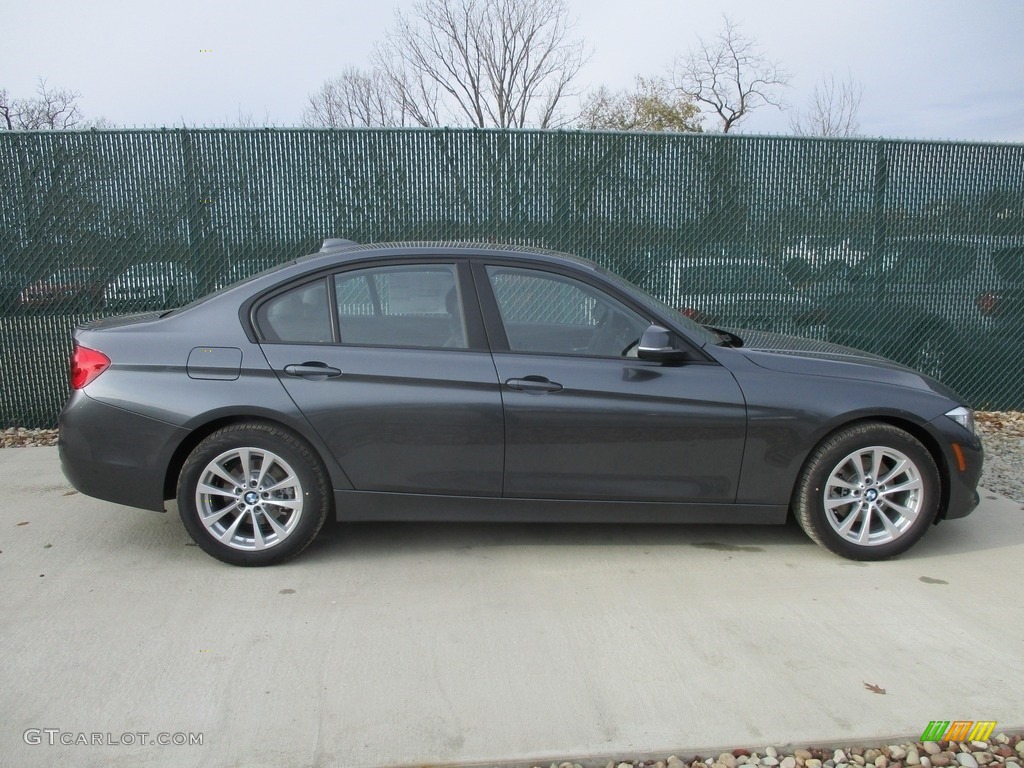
[283,362,342,380]
[505,376,563,393]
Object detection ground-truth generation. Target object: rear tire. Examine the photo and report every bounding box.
[177,422,331,566]
[793,422,940,560]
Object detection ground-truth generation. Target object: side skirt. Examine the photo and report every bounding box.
[333,490,788,525]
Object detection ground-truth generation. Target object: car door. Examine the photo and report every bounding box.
[256,261,504,496]
[477,262,746,503]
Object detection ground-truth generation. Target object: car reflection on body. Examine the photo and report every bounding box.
[59,240,982,566]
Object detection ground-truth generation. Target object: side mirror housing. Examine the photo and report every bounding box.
[637,324,690,363]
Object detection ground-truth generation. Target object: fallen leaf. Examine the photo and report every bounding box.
[17,521,29,526]
[864,682,886,694]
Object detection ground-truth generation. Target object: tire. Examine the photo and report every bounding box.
[792,422,940,561]
[177,423,331,566]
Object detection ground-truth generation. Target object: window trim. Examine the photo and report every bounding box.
[252,258,488,352]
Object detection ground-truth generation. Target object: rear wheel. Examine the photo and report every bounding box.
[793,422,940,560]
[177,423,331,566]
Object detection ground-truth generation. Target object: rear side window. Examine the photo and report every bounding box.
[256,280,332,343]
[334,264,467,349]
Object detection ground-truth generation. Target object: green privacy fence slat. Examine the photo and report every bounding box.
[2,128,1023,427]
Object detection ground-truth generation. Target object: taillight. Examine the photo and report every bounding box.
[976,291,1003,317]
[70,345,110,390]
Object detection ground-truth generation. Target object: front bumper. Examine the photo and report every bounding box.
[929,415,984,522]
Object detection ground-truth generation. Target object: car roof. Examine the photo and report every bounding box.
[301,240,607,275]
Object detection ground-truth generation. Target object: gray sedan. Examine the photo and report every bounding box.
[59,241,983,566]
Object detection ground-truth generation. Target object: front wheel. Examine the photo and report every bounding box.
[177,423,331,566]
[793,422,940,560]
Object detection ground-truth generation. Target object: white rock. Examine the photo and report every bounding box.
[876,756,889,768]
[835,752,848,763]
[761,758,779,766]
[924,744,943,756]
[806,761,822,768]
[972,743,990,752]
[782,757,797,768]
[906,749,921,766]
[890,748,908,761]
[719,754,738,768]
[956,754,978,768]
[767,748,779,759]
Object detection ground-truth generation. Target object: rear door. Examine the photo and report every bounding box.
[256,260,504,496]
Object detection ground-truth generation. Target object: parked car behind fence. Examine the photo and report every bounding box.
[104,261,198,311]
[17,268,106,312]
[663,258,828,339]
[824,237,1024,399]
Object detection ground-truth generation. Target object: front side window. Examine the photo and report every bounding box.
[486,266,648,357]
[335,264,467,349]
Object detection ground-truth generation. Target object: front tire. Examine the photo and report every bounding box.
[793,422,940,560]
[177,423,331,566]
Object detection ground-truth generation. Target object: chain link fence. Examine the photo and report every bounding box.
[2,128,1023,426]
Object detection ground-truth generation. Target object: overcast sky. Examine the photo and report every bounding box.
[3,0,1023,141]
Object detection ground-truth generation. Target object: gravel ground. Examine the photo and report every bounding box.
[520,736,1024,768]
[974,411,1024,502]
[1,424,1020,766]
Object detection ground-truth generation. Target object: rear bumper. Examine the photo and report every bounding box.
[59,392,188,512]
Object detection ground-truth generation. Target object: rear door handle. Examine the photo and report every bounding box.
[283,362,342,380]
[505,375,563,393]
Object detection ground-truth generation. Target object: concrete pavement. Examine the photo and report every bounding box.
[1,446,1022,768]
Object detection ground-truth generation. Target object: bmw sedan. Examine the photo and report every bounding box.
[59,240,983,566]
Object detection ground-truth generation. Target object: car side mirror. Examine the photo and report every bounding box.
[637,324,689,363]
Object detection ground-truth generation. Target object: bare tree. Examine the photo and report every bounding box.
[790,73,864,137]
[372,0,588,128]
[1,78,85,130]
[670,16,789,133]
[579,76,702,132]
[302,66,406,128]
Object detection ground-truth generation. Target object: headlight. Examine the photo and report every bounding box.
[945,406,976,435]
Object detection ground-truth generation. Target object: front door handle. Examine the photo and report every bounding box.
[283,362,342,380]
[505,375,563,393]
